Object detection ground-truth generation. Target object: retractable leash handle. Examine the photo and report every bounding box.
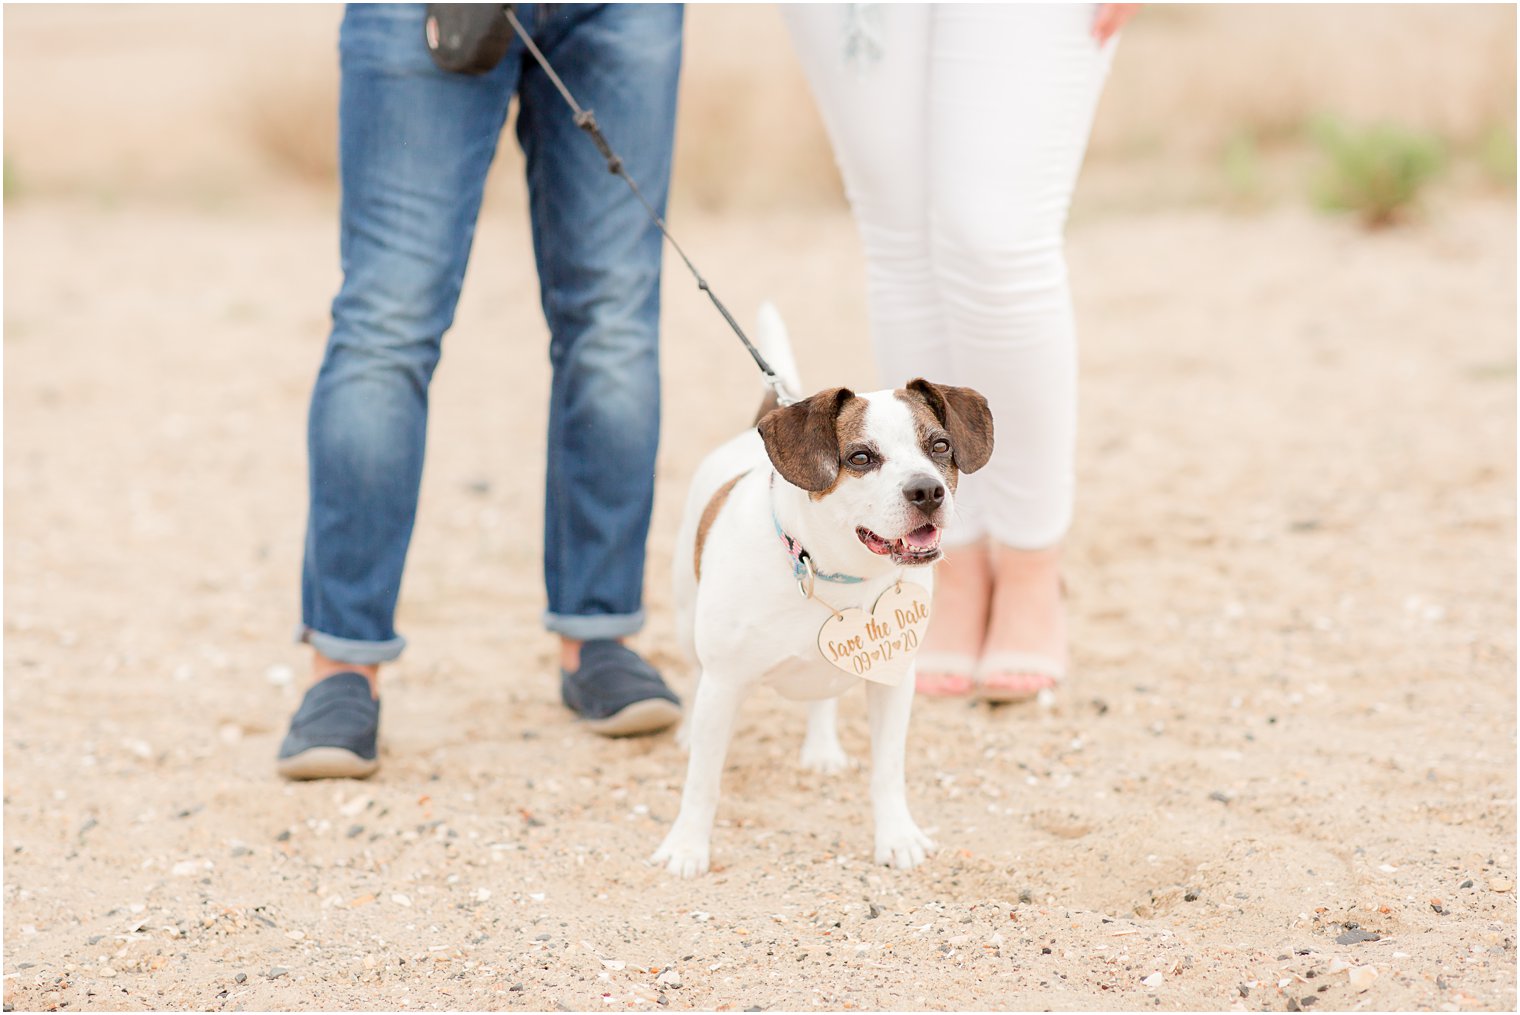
[492,5,796,407]
[424,4,514,74]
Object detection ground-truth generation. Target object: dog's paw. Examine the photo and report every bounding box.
[798,741,851,775]
[651,833,710,879]
[874,821,935,870]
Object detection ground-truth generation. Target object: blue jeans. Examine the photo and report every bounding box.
[300,2,683,665]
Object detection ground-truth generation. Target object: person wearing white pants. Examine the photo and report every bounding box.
[784,3,1133,700]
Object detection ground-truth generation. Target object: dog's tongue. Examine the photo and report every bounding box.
[901,524,940,551]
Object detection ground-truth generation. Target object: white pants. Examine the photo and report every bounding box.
[785,3,1116,549]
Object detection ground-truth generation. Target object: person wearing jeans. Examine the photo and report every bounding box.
[279,2,686,780]
[784,3,1135,702]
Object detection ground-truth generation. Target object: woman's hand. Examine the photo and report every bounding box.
[1092,4,1139,45]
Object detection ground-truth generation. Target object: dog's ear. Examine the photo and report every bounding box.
[757,387,856,492]
[906,379,994,474]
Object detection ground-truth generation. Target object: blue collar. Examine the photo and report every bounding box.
[772,511,865,585]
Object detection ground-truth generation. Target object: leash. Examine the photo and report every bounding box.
[503,6,795,407]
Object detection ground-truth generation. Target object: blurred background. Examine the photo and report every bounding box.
[3,7,1517,1011]
[4,4,1516,219]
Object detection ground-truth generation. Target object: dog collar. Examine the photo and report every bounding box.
[770,474,865,585]
[773,514,865,585]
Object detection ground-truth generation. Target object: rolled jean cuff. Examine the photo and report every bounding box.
[296,625,407,665]
[542,609,645,641]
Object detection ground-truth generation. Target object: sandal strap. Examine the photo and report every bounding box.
[976,651,1066,682]
[912,651,979,677]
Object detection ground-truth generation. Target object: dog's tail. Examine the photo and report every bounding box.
[752,301,803,424]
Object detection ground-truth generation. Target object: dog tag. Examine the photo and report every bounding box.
[815,581,932,686]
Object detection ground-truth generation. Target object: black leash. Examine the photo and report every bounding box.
[502,6,793,406]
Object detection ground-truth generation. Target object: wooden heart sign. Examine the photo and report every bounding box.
[816,581,932,686]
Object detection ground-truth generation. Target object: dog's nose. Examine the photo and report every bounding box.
[903,476,945,513]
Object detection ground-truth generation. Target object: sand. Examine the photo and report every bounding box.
[4,189,1514,1011]
[3,5,1516,1013]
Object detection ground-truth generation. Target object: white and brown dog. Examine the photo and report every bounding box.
[653,306,993,878]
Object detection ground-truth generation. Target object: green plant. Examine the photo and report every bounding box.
[1478,124,1517,190]
[1308,116,1445,227]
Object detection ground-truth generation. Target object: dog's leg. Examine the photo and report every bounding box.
[673,669,700,753]
[865,671,935,869]
[652,672,746,878]
[799,697,850,774]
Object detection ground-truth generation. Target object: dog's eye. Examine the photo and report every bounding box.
[930,438,951,456]
[847,450,874,468]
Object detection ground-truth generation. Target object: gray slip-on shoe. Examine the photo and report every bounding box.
[561,641,682,737]
[276,671,380,780]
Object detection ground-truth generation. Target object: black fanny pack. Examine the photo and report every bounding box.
[425,3,513,75]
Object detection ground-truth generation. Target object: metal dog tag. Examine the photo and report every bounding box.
[815,581,931,686]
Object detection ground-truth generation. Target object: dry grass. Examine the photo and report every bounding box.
[672,61,843,213]
[3,5,1514,213]
[232,6,843,213]
[241,71,339,187]
[1092,4,1516,161]
[680,5,1519,211]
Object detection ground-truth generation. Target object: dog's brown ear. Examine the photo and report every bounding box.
[906,379,994,474]
[757,387,856,492]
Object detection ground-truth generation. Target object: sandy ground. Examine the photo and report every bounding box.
[3,4,1517,1013]
[4,186,1515,1012]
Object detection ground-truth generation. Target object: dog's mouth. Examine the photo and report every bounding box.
[857,524,942,565]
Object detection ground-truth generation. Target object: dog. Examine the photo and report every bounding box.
[652,305,993,877]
